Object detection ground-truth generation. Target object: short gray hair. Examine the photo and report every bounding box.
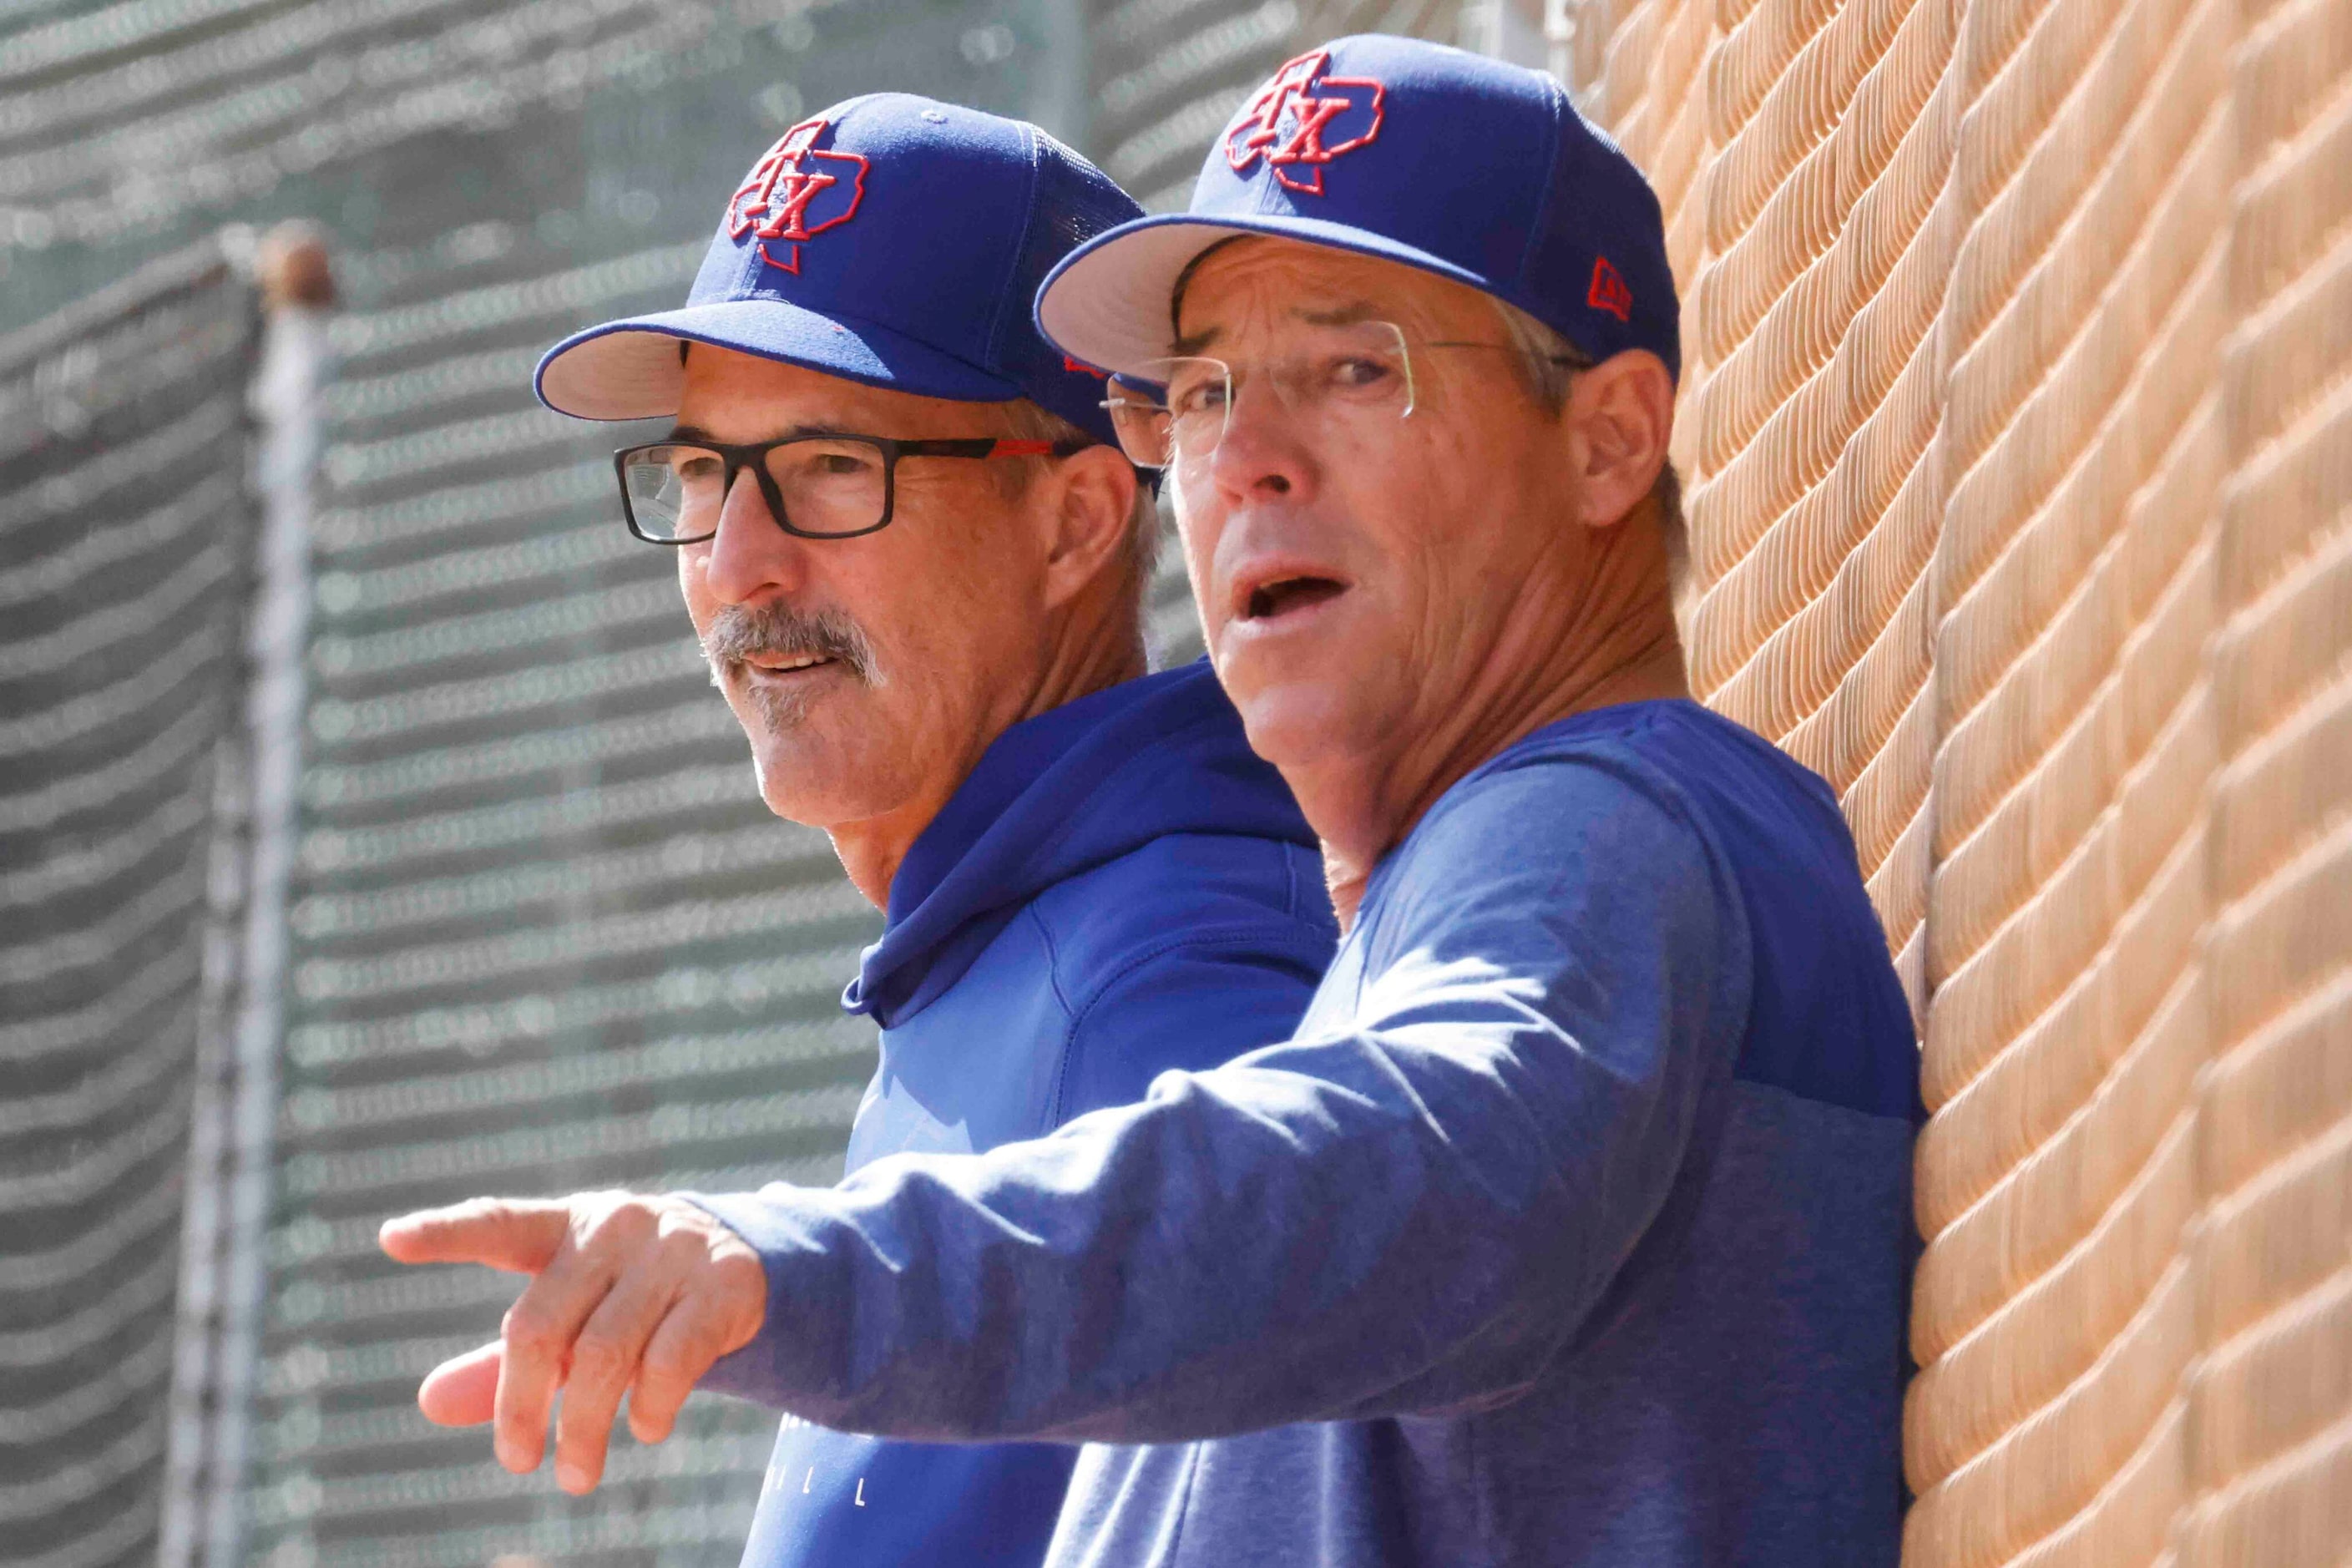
[992,399,1163,591]
[1487,298,1686,585]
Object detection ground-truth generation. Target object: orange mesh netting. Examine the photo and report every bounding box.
[1544,0,2350,1552]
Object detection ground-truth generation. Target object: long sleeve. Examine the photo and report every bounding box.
[691,748,1753,1444]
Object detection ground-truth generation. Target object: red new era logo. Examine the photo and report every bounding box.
[727,117,869,275]
[1225,49,1386,196]
[1587,256,1633,322]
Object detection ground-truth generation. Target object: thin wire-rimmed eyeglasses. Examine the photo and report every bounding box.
[613,432,1091,544]
[1100,319,1588,471]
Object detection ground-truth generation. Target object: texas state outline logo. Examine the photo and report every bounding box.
[726,116,869,275]
[1225,49,1386,196]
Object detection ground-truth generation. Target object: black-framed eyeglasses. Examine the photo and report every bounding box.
[613,432,1092,544]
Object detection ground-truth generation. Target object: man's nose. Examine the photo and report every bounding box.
[701,469,810,606]
[1205,376,1316,503]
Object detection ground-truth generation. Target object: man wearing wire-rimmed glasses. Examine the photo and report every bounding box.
[378,95,1336,1568]
[390,40,1922,1568]
[1019,47,1920,1559]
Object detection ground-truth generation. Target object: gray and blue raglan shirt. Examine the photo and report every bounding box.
[696,698,1924,1566]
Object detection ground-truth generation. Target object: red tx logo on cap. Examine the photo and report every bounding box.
[1226,50,1386,196]
[726,117,869,275]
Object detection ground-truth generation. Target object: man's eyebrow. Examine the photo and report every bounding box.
[661,421,834,444]
[1171,301,1388,357]
[1297,302,1386,327]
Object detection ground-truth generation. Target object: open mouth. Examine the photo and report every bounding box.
[1242,576,1348,621]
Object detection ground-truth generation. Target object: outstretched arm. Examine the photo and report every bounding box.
[383,756,1746,1475]
[696,756,1746,1439]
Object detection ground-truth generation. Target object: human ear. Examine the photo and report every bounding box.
[1039,443,1142,609]
[1563,350,1674,531]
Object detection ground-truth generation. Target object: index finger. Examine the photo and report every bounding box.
[380,1198,573,1272]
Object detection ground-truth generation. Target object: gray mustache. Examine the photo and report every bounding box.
[700,604,880,684]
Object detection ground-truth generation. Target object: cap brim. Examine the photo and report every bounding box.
[1034,212,1498,378]
[535,296,1021,421]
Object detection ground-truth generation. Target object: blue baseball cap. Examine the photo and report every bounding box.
[1034,37,1678,384]
[537,94,1141,444]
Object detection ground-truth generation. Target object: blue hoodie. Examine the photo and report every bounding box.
[706,660,1336,1568]
[695,700,1920,1567]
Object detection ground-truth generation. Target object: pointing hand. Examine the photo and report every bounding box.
[379,1191,766,1493]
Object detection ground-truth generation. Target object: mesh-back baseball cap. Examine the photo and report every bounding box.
[1034,36,1678,384]
[537,94,1141,444]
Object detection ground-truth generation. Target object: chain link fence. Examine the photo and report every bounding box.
[0,237,260,1568]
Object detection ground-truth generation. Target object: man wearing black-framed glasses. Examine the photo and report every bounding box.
[380,96,1336,1568]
